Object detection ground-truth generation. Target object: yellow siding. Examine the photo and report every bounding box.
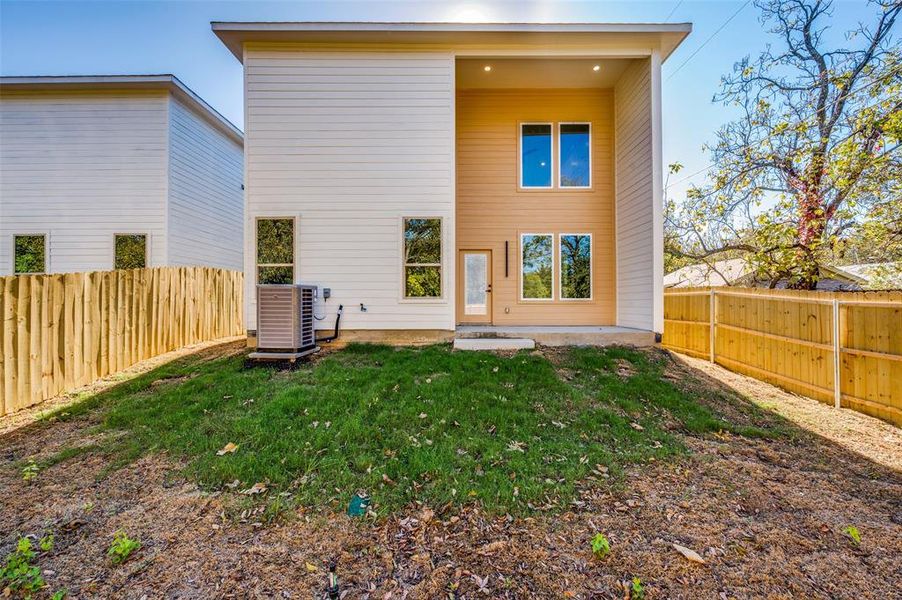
[456,88,615,325]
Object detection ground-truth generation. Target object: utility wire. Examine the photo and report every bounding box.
[665,65,902,190]
[666,0,751,82]
[664,0,684,23]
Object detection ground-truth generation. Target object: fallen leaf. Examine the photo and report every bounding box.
[673,543,706,564]
[225,479,241,489]
[305,562,318,573]
[240,482,267,495]
[630,422,644,431]
[382,473,397,486]
[216,442,239,456]
[507,440,526,453]
[477,540,507,555]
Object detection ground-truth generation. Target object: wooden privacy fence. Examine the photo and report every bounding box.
[663,287,902,426]
[0,267,244,416]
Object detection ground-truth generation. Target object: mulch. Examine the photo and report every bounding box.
[1,345,900,599]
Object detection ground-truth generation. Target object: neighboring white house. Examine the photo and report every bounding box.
[663,259,753,288]
[663,258,902,290]
[213,22,692,344]
[0,75,244,276]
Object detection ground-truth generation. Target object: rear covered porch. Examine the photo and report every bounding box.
[454,55,662,338]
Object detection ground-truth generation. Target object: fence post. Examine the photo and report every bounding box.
[832,298,841,409]
[709,289,716,363]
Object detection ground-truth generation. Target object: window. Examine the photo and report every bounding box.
[13,234,46,274]
[559,123,591,188]
[403,218,442,298]
[560,234,592,299]
[520,123,552,188]
[256,218,294,284]
[114,234,147,269]
[521,233,553,300]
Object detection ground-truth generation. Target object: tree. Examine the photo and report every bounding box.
[668,0,901,289]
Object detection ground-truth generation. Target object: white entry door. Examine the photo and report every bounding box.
[459,250,492,324]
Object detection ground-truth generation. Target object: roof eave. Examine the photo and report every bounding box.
[211,21,692,63]
[0,74,244,144]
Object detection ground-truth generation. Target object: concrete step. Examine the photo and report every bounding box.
[453,337,535,351]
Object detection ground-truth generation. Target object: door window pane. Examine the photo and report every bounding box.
[114,234,147,269]
[560,234,592,299]
[521,234,553,299]
[14,235,46,274]
[464,253,488,315]
[257,218,295,284]
[521,124,552,188]
[404,218,442,298]
[560,123,590,187]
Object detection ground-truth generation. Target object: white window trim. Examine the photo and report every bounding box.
[112,232,150,270]
[558,122,592,189]
[520,232,555,302]
[518,122,554,190]
[559,232,593,301]
[254,216,297,284]
[400,216,446,303]
[12,232,49,275]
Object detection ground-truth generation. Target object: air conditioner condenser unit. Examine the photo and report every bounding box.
[250,284,318,361]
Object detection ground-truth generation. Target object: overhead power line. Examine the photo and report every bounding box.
[665,64,902,191]
[666,0,752,82]
[664,0,684,23]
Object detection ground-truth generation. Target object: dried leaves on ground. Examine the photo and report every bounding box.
[1,343,900,599]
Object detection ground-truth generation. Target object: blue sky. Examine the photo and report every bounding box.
[0,0,877,201]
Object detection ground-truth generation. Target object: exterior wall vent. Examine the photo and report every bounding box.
[255,284,317,353]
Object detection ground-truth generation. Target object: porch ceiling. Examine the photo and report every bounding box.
[456,58,629,89]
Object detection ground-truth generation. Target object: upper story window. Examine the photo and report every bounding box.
[520,123,552,188]
[256,217,295,284]
[114,234,147,269]
[14,234,46,274]
[403,217,442,298]
[559,123,591,188]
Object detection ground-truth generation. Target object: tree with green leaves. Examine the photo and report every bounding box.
[668,0,901,289]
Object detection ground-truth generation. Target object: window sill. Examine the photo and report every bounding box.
[399,297,448,304]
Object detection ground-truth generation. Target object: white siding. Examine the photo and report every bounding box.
[244,50,456,331]
[614,58,658,331]
[0,92,169,275]
[167,95,244,270]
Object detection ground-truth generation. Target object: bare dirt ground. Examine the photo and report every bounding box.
[1,342,900,599]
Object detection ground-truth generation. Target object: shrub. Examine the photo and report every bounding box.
[107,531,141,565]
[590,533,610,558]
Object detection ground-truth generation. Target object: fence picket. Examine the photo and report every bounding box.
[664,287,902,426]
[0,267,243,416]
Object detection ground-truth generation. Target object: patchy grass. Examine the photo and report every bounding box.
[46,344,780,515]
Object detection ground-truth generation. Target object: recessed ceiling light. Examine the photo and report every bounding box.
[593,65,601,72]
[484,65,492,72]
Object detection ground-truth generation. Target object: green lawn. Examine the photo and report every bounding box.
[48,343,779,515]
